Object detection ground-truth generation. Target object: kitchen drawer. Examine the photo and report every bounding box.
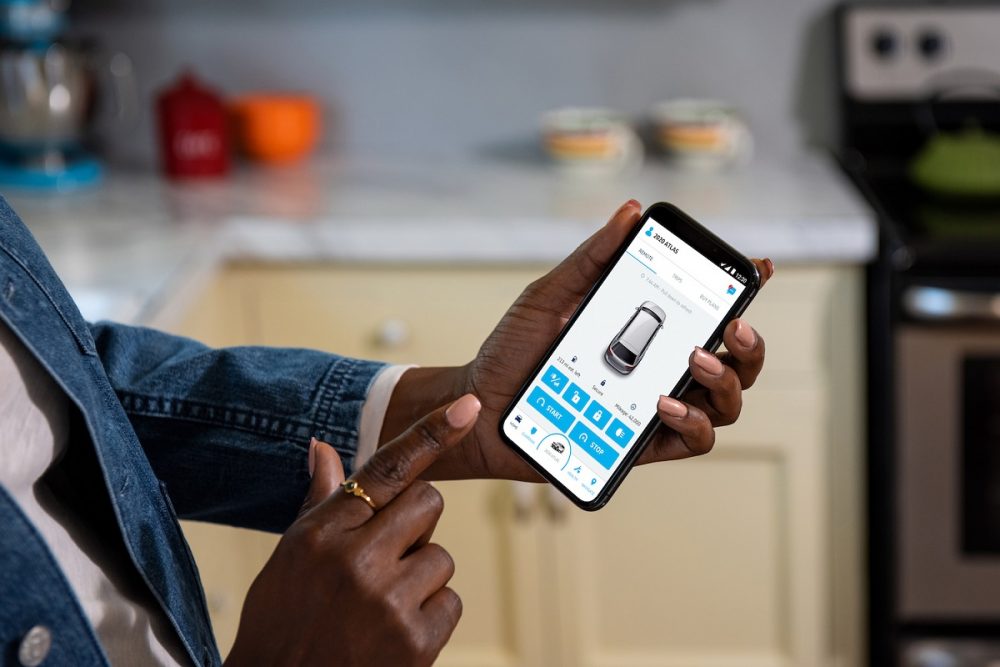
[229,264,551,364]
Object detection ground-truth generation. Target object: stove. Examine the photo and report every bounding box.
[836,3,1000,666]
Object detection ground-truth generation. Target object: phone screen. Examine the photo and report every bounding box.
[501,209,753,504]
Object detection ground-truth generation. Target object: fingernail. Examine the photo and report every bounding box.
[692,347,724,375]
[612,199,640,219]
[734,319,757,348]
[308,437,317,477]
[765,258,775,277]
[446,394,482,428]
[658,395,688,418]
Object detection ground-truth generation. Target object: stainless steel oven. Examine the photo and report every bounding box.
[836,3,1000,664]
[897,288,1000,620]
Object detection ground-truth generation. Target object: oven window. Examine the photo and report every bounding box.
[963,357,1000,555]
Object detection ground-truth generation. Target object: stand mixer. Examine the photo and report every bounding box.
[0,0,133,192]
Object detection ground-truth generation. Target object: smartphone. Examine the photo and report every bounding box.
[499,202,761,511]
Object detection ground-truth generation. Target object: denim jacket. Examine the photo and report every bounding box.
[0,197,385,666]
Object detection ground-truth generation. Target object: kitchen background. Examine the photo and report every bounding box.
[5,0,1000,666]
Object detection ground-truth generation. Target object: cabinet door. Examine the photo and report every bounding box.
[233,264,554,667]
[547,267,864,667]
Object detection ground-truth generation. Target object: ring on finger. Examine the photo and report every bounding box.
[341,479,377,510]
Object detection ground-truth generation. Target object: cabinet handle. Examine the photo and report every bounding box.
[546,485,571,523]
[511,481,536,521]
[372,318,410,349]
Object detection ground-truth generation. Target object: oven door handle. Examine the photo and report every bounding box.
[903,286,1000,321]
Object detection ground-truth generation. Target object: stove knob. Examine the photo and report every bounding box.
[871,28,898,60]
[918,30,947,61]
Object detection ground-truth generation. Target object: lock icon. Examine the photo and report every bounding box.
[571,391,581,404]
[593,409,603,421]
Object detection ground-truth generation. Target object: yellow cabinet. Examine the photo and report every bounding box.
[165,263,863,667]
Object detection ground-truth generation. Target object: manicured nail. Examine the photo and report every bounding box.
[446,394,482,428]
[612,199,640,218]
[308,437,317,477]
[765,258,775,277]
[658,395,688,418]
[692,347,724,375]
[734,319,757,348]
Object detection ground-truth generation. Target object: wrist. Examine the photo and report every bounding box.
[379,365,471,446]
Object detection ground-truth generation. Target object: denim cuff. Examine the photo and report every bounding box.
[311,355,388,475]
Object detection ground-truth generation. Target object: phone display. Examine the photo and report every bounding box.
[499,203,759,510]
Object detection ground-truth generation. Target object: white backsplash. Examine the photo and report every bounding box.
[74,0,840,166]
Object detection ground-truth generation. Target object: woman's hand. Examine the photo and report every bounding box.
[226,395,482,667]
[381,200,774,481]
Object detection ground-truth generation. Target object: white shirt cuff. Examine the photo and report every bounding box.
[355,364,417,467]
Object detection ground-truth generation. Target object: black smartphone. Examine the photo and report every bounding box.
[498,202,761,510]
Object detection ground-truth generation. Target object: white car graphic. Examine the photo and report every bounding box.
[604,301,666,375]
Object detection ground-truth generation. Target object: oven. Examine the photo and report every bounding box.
[836,3,1000,665]
[897,301,1000,618]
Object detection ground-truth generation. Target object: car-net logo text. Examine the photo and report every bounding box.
[644,225,680,255]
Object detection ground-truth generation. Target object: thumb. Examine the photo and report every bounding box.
[301,438,345,516]
[531,199,642,311]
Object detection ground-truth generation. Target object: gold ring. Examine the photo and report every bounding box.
[341,479,376,510]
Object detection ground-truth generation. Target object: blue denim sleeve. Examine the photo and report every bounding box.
[88,320,386,533]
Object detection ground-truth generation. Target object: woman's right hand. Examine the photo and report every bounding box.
[226,394,482,667]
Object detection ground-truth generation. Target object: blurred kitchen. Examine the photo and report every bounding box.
[4,0,1000,664]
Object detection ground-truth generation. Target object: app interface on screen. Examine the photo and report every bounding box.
[503,217,747,501]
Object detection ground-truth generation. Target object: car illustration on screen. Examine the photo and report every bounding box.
[604,301,666,375]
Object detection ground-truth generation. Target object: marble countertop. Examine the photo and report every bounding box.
[4,152,876,324]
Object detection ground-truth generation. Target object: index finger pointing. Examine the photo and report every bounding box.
[327,394,481,521]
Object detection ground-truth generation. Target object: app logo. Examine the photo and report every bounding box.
[645,226,653,237]
[727,284,737,295]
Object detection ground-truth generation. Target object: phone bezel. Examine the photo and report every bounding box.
[498,202,762,511]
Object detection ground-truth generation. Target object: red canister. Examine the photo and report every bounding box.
[156,72,230,178]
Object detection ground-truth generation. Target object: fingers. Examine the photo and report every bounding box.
[718,318,766,390]
[299,438,345,516]
[400,543,456,604]
[530,200,642,313]
[323,394,481,525]
[420,586,463,651]
[684,346,743,426]
[365,480,445,554]
[653,396,717,457]
[750,257,776,288]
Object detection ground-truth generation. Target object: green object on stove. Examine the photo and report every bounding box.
[910,126,1000,199]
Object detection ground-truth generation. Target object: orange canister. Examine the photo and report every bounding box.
[229,94,321,164]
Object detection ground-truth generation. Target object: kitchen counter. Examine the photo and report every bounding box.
[4,152,876,324]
